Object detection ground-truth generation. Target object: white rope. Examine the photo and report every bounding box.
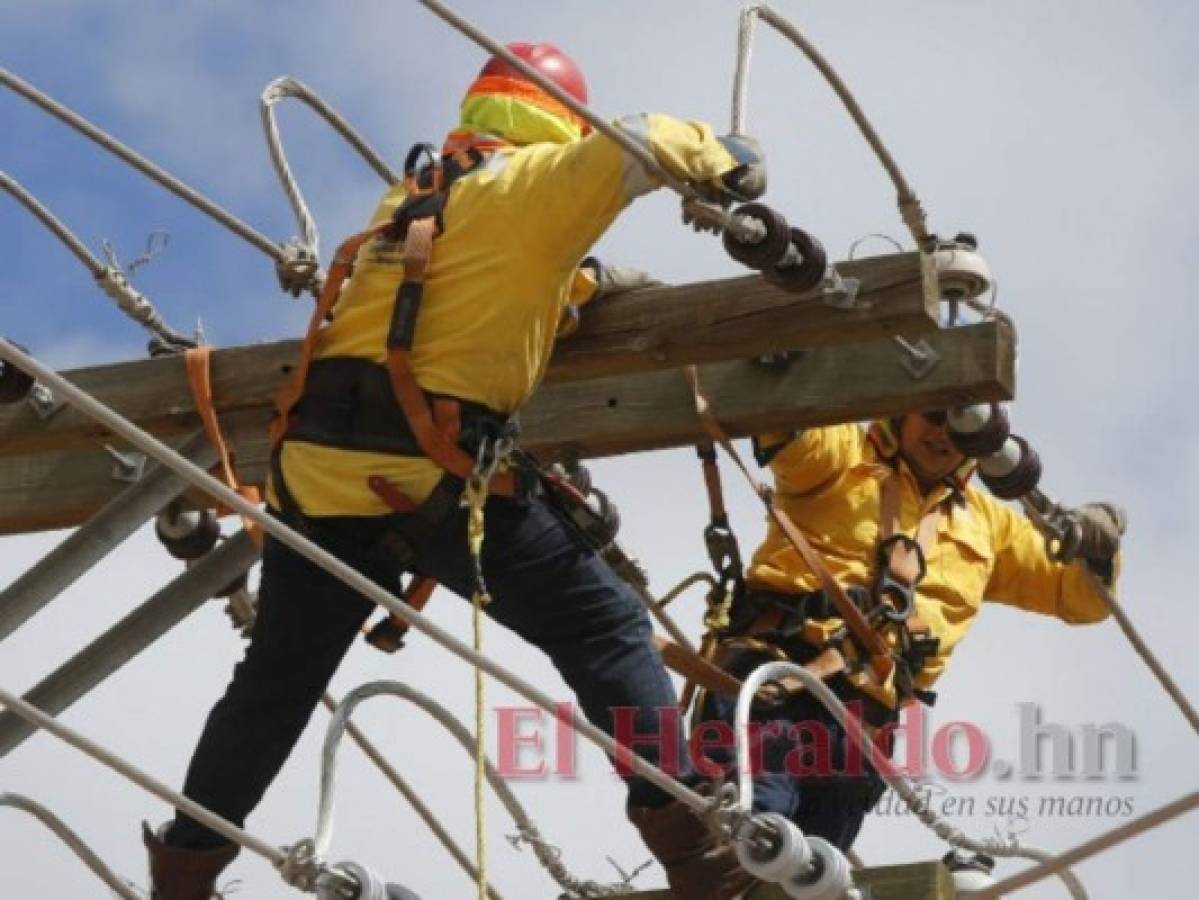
[974,791,1199,898]
[319,681,636,897]
[731,3,932,247]
[0,792,141,899]
[732,662,1088,898]
[0,338,714,821]
[411,0,764,244]
[260,76,399,264]
[0,171,194,348]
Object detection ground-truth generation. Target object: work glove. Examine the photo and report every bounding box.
[712,133,767,202]
[580,257,664,299]
[682,134,765,233]
[558,259,663,337]
[1058,502,1126,580]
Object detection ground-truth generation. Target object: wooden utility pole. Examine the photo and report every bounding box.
[0,253,1014,535]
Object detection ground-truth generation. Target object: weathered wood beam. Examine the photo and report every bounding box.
[0,323,1013,535]
[0,252,936,460]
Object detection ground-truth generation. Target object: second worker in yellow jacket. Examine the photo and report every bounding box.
[698,411,1124,853]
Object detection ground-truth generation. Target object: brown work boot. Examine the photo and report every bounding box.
[143,822,240,900]
[629,800,758,899]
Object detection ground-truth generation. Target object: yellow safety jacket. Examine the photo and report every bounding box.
[747,422,1118,694]
[275,115,742,517]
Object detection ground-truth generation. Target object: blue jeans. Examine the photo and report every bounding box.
[699,649,895,851]
[170,488,684,849]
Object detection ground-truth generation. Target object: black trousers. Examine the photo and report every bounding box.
[169,493,685,849]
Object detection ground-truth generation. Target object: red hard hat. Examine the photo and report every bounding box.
[479,42,588,105]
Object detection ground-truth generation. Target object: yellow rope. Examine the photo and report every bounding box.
[464,473,491,900]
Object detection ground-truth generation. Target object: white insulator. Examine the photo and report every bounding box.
[323,861,384,900]
[953,869,999,894]
[947,403,993,435]
[944,849,998,895]
[735,813,813,884]
[156,507,202,539]
[784,836,853,900]
[931,243,992,301]
[324,860,424,900]
[977,436,1022,479]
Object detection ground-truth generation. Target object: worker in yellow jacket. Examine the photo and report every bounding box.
[144,43,765,900]
[698,411,1124,851]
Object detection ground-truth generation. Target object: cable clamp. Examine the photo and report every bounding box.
[276,238,324,298]
[277,838,324,891]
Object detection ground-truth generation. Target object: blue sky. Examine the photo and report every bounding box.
[2,2,1198,898]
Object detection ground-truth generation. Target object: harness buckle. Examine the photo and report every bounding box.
[871,534,925,624]
[402,142,443,197]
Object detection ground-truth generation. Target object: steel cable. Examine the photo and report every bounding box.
[0,171,194,347]
[412,0,765,243]
[0,337,715,821]
[974,791,1199,898]
[732,3,931,247]
[1,67,289,264]
[733,662,1088,898]
[320,681,635,897]
[260,76,399,262]
[318,693,502,900]
[0,792,141,899]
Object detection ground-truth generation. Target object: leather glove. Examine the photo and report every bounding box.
[580,257,663,299]
[1059,502,1126,564]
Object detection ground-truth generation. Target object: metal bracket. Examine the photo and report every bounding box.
[104,445,147,484]
[893,336,940,379]
[26,382,64,419]
[822,267,864,310]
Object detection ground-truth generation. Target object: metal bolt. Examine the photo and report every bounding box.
[26,382,64,419]
[893,336,941,379]
[104,445,147,483]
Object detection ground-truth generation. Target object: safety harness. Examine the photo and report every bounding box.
[677,366,946,714]
[269,142,526,516]
[267,141,539,647]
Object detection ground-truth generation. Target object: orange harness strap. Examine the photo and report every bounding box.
[682,365,895,686]
[386,217,475,481]
[879,472,941,585]
[184,345,262,542]
[383,213,517,496]
[270,223,391,446]
[364,575,439,653]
